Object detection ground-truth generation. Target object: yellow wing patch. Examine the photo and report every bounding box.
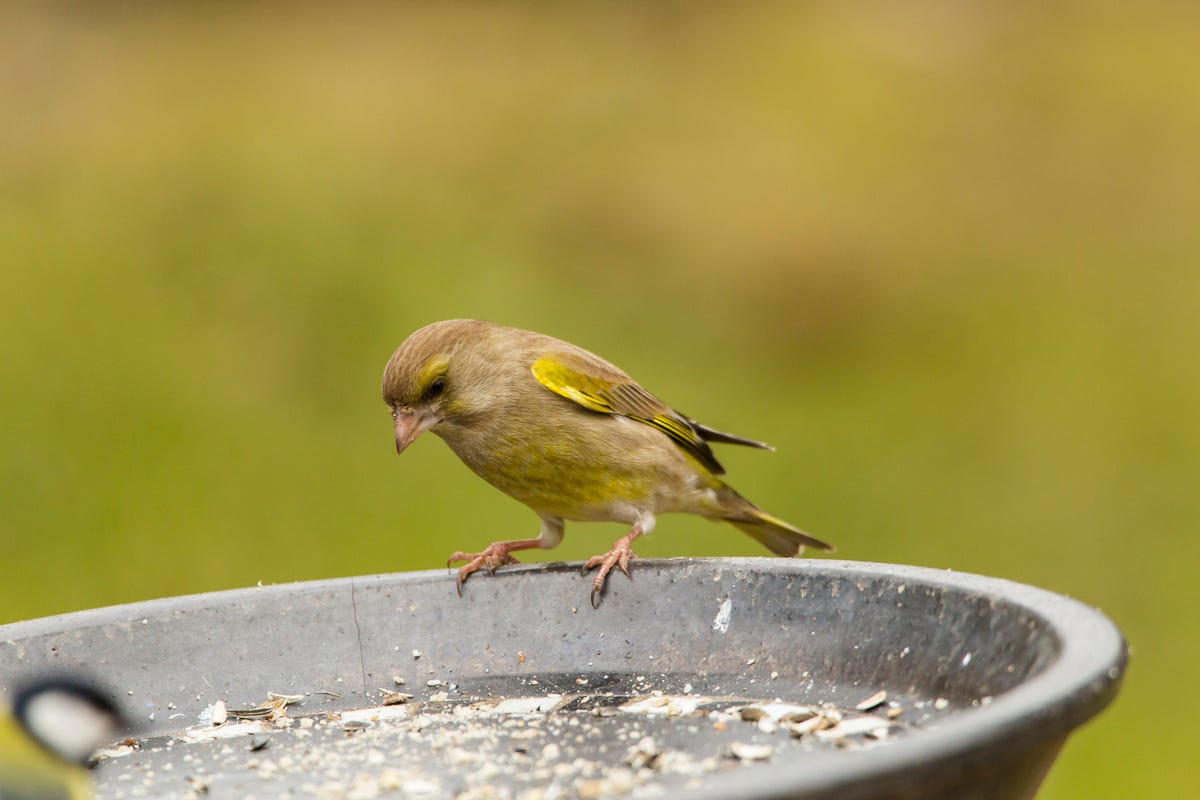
[531,355,725,474]
[531,357,613,413]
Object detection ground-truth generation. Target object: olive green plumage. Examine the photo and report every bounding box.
[381,319,832,594]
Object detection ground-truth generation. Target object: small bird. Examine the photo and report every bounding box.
[0,676,125,799]
[382,320,833,606]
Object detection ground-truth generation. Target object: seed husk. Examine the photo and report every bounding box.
[855,690,888,712]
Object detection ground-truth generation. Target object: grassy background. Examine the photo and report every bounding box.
[2,2,1196,796]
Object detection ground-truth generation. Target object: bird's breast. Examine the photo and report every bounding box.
[434,413,718,523]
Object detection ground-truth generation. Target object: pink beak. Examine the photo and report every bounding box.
[393,408,439,455]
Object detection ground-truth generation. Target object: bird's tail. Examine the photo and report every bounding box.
[723,505,835,557]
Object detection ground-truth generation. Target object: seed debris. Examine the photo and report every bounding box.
[855,690,888,712]
[95,681,950,797]
[379,689,415,706]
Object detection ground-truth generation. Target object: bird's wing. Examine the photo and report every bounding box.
[531,351,727,475]
[688,421,774,451]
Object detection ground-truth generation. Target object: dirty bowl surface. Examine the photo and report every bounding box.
[0,558,1125,799]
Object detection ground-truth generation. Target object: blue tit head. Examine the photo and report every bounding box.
[12,677,125,767]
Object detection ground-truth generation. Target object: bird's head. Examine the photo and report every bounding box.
[11,676,126,766]
[381,319,495,455]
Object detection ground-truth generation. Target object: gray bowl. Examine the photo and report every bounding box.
[0,558,1125,799]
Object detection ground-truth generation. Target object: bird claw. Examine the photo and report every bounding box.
[581,542,638,608]
[447,547,521,596]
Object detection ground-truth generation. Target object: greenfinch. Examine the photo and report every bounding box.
[382,319,833,606]
[0,677,125,799]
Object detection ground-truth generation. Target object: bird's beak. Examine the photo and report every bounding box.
[393,407,439,455]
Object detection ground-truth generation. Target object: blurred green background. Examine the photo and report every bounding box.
[2,1,1195,796]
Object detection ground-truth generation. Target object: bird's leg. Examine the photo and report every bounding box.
[448,516,564,596]
[581,524,645,608]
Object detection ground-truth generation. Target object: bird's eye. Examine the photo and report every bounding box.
[427,377,445,399]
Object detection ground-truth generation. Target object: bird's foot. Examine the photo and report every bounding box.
[581,527,643,608]
[448,543,526,596]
